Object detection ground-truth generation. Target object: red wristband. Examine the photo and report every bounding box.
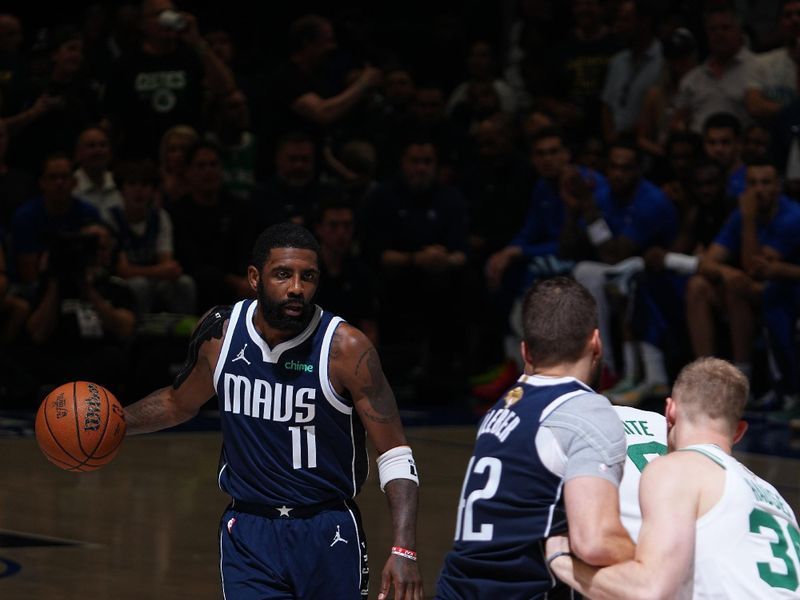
[391,546,417,561]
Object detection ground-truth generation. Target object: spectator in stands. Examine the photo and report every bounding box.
[568,139,678,385]
[686,157,800,387]
[541,0,619,137]
[449,81,503,142]
[364,137,469,378]
[168,141,253,309]
[106,159,196,314]
[261,131,318,225]
[601,0,663,142]
[0,118,34,228]
[26,221,136,394]
[264,14,381,143]
[205,27,256,99]
[658,131,703,208]
[206,89,258,201]
[104,0,235,159]
[158,124,198,206]
[5,25,104,174]
[486,127,608,296]
[10,154,100,288]
[673,4,755,134]
[313,194,379,345]
[458,113,533,263]
[703,112,746,198]
[745,0,800,121]
[742,123,772,162]
[446,40,516,117]
[73,126,124,218]
[637,27,698,161]
[408,84,462,177]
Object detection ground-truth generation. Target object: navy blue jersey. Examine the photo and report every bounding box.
[214,299,368,506]
[437,375,593,599]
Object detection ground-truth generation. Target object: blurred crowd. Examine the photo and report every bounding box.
[2,0,800,417]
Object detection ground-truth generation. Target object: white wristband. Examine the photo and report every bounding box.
[587,219,613,246]
[664,252,699,275]
[377,445,419,491]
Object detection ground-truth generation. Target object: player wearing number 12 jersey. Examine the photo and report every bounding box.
[124,223,423,600]
[436,277,634,599]
[548,357,800,599]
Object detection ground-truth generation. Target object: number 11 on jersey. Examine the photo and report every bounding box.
[289,425,317,469]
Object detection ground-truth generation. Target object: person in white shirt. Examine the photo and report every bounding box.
[73,126,124,220]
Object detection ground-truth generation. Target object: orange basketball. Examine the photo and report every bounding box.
[35,381,127,472]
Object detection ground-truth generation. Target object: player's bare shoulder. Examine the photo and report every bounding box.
[329,322,399,425]
[173,305,234,388]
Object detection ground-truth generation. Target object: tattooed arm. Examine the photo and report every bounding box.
[330,323,423,600]
[124,307,226,435]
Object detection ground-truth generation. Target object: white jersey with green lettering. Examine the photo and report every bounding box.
[613,406,667,542]
[688,443,800,599]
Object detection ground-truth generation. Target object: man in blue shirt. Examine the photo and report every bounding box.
[569,139,678,389]
[10,154,100,292]
[687,156,800,404]
[485,127,609,296]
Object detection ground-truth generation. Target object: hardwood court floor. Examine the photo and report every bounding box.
[1,425,799,599]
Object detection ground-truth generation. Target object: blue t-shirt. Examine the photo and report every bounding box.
[727,165,746,200]
[510,168,610,257]
[714,196,800,261]
[10,196,100,255]
[596,178,678,250]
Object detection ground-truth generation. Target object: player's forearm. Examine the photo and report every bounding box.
[384,478,419,548]
[551,554,659,600]
[124,386,196,435]
[574,558,673,600]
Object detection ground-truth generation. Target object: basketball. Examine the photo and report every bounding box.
[35,381,127,472]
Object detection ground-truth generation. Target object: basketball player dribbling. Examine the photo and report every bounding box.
[123,223,423,600]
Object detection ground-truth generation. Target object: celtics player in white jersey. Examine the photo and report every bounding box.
[547,357,800,599]
[613,405,667,542]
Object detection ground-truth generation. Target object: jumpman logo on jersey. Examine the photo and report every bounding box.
[232,344,251,365]
[330,525,348,546]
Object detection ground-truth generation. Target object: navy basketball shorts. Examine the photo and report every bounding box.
[219,499,369,599]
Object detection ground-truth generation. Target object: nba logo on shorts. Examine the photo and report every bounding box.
[227,517,236,533]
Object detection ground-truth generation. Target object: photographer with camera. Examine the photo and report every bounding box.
[26,221,136,396]
[104,0,235,159]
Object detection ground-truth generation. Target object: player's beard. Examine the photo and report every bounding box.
[257,284,314,334]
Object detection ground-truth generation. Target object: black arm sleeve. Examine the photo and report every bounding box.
[172,305,232,389]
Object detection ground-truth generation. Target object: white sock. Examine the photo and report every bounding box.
[623,342,638,381]
[734,361,752,381]
[640,342,668,386]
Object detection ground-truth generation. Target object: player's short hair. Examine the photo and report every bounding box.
[521,277,597,368]
[671,357,748,432]
[250,222,321,270]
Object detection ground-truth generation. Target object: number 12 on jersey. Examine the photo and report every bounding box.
[454,456,503,541]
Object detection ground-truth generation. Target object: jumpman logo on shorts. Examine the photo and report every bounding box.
[330,525,348,546]
[232,344,251,365]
